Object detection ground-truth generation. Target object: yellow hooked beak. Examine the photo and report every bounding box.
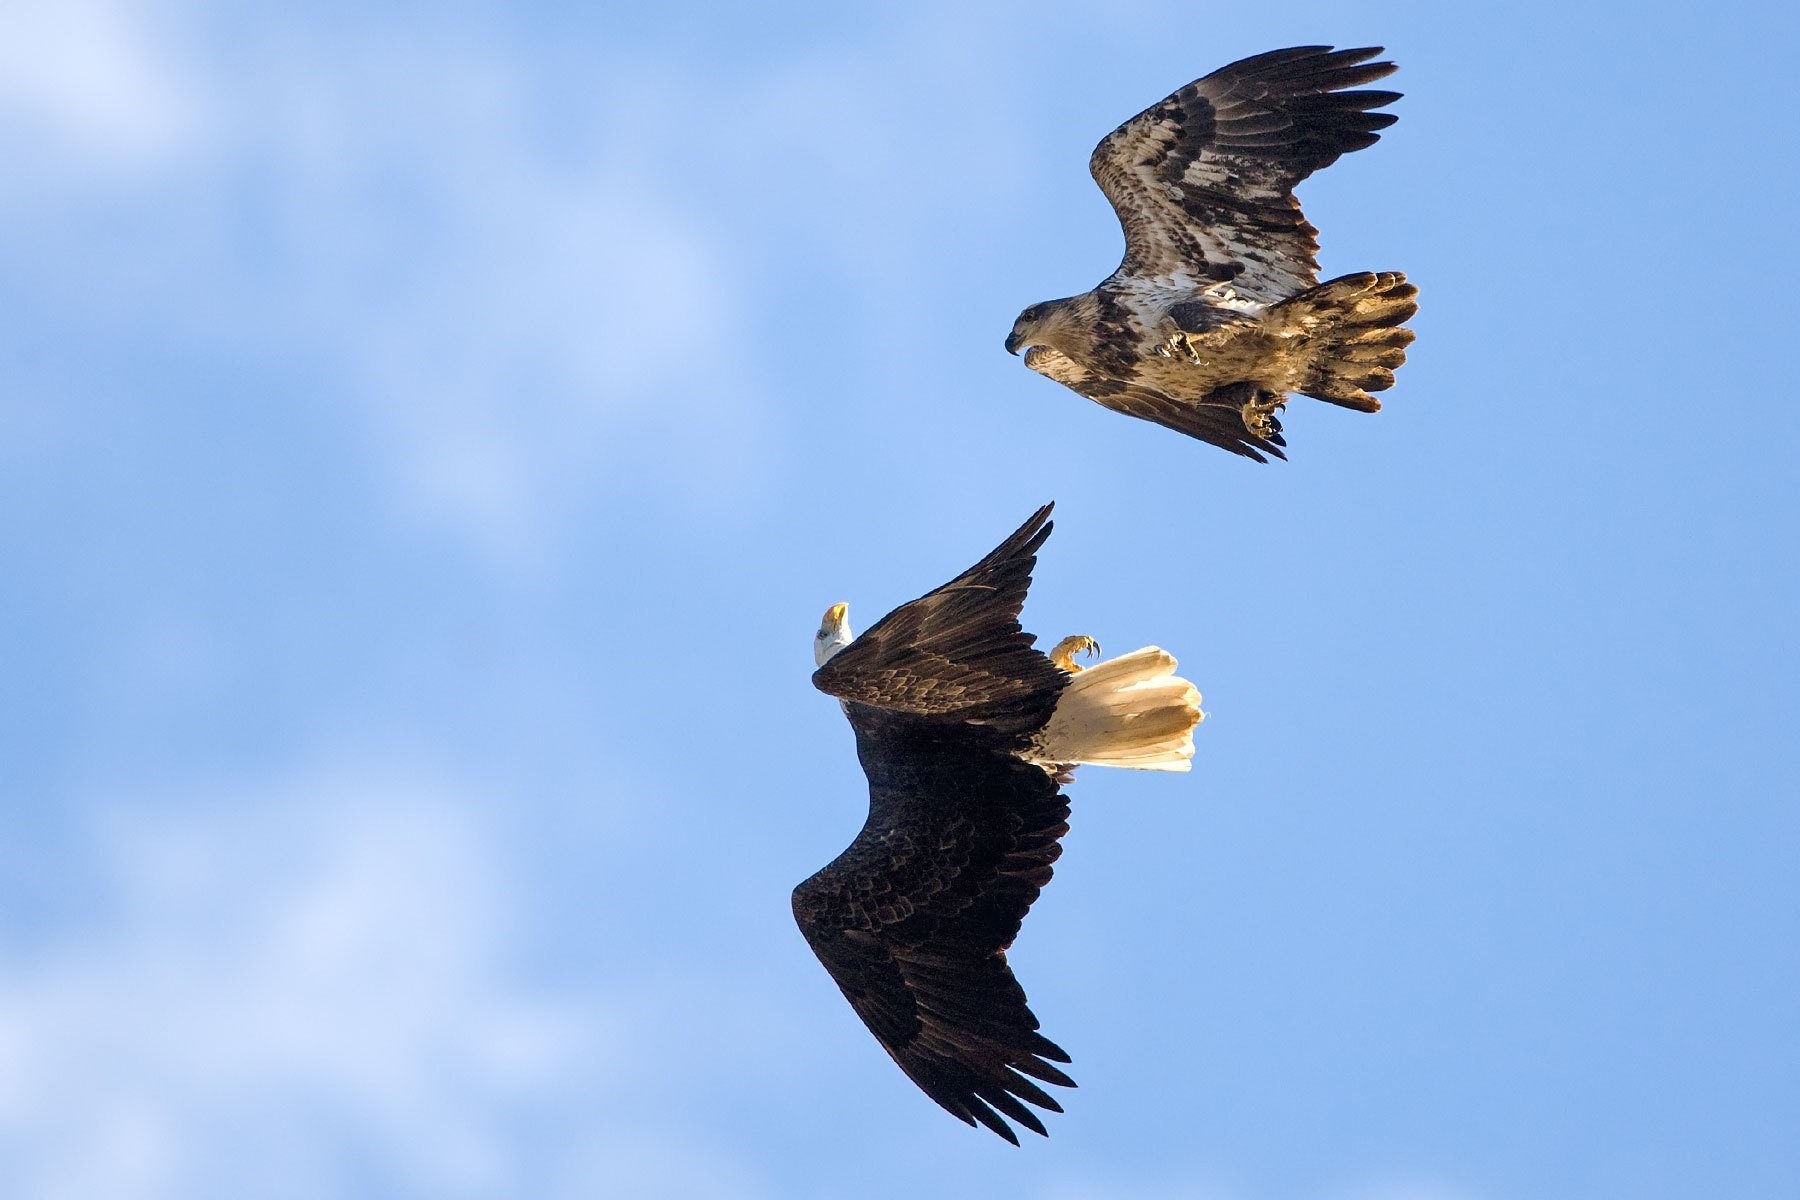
[820,602,848,635]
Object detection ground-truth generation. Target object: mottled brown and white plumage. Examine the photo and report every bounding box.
[794,505,1203,1142]
[1006,45,1419,460]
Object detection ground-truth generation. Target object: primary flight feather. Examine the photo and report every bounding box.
[795,505,1205,1142]
[1006,45,1419,460]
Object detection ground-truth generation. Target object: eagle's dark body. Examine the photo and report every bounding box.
[794,507,1078,1143]
[1007,46,1419,460]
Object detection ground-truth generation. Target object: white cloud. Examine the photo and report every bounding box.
[226,33,771,562]
[1,9,770,568]
[0,3,1062,567]
[0,765,598,1199]
[0,0,205,168]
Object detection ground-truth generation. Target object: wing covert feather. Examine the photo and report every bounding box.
[1089,45,1400,302]
[811,504,1066,731]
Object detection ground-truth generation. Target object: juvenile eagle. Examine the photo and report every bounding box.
[1006,45,1419,461]
[794,504,1204,1143]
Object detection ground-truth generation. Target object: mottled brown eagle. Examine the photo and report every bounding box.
[794,504,1204,1142]
[1005,45,1419,461]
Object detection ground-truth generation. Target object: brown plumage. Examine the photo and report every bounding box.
[1006,45,1419,460]
[796,506,1204,1142]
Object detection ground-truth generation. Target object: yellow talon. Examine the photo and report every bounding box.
[1241,393,1286,440]
[1049,634,1101,673]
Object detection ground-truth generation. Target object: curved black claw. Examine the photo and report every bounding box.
[1156,332,1203,365]
[1049,634,1101,674]
[1240,394,1286,441]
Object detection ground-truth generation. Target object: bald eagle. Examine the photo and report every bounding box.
[794,504,1204,1142]
[1006,45,1419,461]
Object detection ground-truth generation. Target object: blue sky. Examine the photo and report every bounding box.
[3,2,1798,1197]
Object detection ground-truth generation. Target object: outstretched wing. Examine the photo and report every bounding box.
[1090,45,1400,303]
[811,504,1066,733]
[793,734,1075,1143]
[1025,346,1286,462]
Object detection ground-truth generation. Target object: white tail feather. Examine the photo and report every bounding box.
[1027,647,1204,772]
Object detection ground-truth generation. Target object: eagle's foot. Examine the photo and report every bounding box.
[1241,394,1286,440]
[1049,634,1101,674]
[1155,332,1203,365]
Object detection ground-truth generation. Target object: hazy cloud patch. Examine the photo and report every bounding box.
[0,764,599,1198]
[0,10,769,568]
[0,0,207,172]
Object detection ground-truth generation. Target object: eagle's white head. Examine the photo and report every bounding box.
[814,602,854,666]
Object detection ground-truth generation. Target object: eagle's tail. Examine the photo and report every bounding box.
[1278,271,1418,412]
[1027,647,1203,772]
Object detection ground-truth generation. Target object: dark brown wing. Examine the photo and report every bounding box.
[1090,45,1400,303]
[811,504,1066,735]
[793,717,1075,1143]
[1100,381,1288,462]
[1025,346,1285,461]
